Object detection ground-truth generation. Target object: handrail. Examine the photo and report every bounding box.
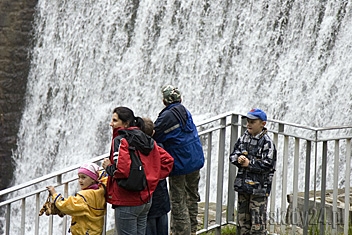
[0,177,77,207]
[197,110,352,132]
[0,154,108,198]
[2,113,350,198]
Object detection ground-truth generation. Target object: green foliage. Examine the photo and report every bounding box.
[221,225,237,234]
[307,222,352,235]
[204,224,237,235]
[308,223,319,235]
[106,230,114,235]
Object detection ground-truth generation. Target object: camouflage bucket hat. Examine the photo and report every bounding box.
[162,85,181,104]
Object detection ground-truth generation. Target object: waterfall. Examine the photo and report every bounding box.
[9,0,352,233]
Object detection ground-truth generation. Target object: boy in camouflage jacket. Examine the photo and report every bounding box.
[230,108,277,235]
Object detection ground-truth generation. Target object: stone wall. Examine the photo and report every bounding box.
[0,0,38,191]
[286,189,352,234]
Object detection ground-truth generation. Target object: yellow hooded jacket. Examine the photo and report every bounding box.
[52,173,107,235]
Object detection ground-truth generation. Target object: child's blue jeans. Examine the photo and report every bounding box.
[146,213,168,235]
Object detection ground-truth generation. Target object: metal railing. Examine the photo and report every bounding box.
[0,111,351,235]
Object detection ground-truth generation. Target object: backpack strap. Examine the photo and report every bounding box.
[133,147,151,204]
[169,105,188,130]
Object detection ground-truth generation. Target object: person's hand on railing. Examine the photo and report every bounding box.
[46,186,57,195]
[102,158,111,169]
[39,188,65,217]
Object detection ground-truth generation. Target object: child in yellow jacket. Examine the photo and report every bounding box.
[47,162,107,235]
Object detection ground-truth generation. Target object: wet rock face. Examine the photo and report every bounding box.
[0,0,38,191]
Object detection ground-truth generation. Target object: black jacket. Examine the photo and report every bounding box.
[229,128,276,196]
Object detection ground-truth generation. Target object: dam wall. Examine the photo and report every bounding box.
[0,0,37,191]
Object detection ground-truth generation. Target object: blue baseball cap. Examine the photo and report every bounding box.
[242,108,267,121]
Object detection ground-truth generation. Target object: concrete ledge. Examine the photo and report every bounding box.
[286,188,352,233]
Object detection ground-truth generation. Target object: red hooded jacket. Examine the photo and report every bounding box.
[105,127,174,206]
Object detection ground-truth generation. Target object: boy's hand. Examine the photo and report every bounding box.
[238,155,249,167]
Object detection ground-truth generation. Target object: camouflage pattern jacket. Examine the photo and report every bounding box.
[229,128,276,196]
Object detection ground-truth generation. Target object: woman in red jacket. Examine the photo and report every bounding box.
[102,106,174,235]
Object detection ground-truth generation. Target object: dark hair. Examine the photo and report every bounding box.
[113,106,145,132]
[142,117,154,136]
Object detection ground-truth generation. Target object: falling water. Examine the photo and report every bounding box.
[9,0,352,234]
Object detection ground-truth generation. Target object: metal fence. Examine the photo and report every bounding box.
[0,111,351,235]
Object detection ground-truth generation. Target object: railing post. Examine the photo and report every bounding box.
[49,214,53,235]
[278,123,285,133]
[35,193,40,235]
[280,134,289,233]
[311,130,319,235]
[241,116,246,135]
[303,140,311,235]
[319,141,328,235]
[343,138,351,235]
[332,140,339,235]
[204,132,213,231]
[227,114,238,224]
[57,174,62,184]
[103,210,107,235]
[291,137,300,234]
[269,131,279,233]
[313,131,318,202]
[21,198,25,235]
[215,117,226,235]
[62,183,69,235]
[5,204,10,235]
